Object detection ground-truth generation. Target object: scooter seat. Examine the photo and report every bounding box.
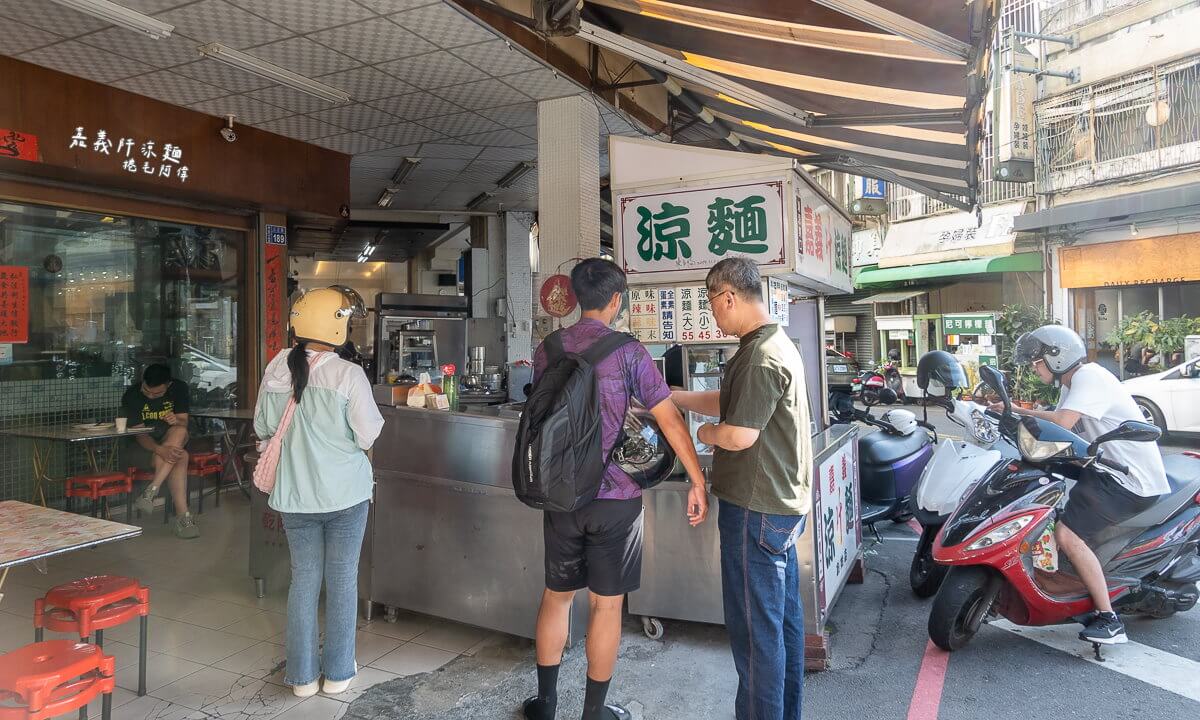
[1118,455,1200,529]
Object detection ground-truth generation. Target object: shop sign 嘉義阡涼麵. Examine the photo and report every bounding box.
[68,127,190,183]
[617,180,787,276]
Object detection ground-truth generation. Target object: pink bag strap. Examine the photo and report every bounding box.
[253,353,319,495]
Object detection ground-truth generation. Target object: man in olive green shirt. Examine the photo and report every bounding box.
[673,257,812,720]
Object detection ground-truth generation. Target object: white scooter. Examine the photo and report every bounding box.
[908,395,1018,597]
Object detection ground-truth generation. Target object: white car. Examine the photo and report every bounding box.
[1123,357,1200,435]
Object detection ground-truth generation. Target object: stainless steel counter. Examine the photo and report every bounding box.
[362,404,589,643]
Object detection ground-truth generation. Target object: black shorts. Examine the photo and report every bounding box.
[1061,467,1157,546]
[544,497,644,596]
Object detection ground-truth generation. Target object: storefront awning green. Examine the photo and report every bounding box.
[854,253,1043,288]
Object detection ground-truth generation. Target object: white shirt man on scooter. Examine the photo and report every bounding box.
[992,325,1169,645]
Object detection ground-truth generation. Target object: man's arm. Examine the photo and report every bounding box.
[649,398,709,525]
[697,421,760,452]
[671,390,720,417]
[1012,405,1081,431]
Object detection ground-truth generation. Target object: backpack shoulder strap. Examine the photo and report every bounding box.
[544,330,565,362]
[581,332,637,366]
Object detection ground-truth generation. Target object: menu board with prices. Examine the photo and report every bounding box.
[677,286,728,343]
[629,288,662,343]
[0,266,30,344]
[768,276,790,327]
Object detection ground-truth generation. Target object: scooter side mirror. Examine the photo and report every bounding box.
[979,365,1010,414]
[1086,419,1161,455]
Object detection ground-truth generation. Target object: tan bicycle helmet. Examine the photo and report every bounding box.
[290,286,356,346]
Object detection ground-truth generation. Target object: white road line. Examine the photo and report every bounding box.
[993,620,1200,703]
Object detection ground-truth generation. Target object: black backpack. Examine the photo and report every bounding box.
[512,330,637,512]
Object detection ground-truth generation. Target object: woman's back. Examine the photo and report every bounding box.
[254,349,384,514]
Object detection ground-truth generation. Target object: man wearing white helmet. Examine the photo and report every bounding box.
[994,325,1168,644]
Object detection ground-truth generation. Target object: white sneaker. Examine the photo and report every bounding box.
[323,663,357,696]
[292,681,320,698]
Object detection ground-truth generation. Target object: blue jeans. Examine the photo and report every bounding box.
[718,499,807,720]
[281,500,369,685]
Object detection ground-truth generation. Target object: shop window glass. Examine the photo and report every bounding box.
[0,200,242,501]
[1162,282,1200,319]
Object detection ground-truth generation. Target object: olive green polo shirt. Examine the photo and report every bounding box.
[711,323,813,516]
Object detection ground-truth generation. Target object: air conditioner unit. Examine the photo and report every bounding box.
[894,196,924,222]
[849,197,887,216]
[994,159,1035,183]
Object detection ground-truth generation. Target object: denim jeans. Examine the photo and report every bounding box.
[718,499,807,720]
[280,500,369,685]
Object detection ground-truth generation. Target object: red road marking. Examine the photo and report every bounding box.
[906,640,950,720]
[906,518,923,535]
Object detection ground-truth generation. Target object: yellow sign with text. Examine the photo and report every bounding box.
[1059,233,1200,289]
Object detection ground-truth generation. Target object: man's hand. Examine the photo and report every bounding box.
[163,411,179,427]
[686,482,708,526]
[987,402,1007,415]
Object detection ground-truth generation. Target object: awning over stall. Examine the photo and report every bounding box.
[855,252,1043,288]
[575,0,998,208]
[852,290,926,304]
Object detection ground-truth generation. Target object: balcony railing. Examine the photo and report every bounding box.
[1040,0,1152,33]
[1034,55,1200,196]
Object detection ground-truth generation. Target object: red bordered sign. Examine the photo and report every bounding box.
[0,129,40,163]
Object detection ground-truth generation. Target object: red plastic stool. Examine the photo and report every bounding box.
[64,471,133,521]
[188,452,224,514]
[33,576,149,698]
[0,640,115,720]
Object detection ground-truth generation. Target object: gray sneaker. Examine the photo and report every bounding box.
[174,513,200,540]
[133,484,158,515]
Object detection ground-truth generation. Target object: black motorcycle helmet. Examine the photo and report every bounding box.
[615,406,678,489]
[916,350,967,398]
[887,348,901,362]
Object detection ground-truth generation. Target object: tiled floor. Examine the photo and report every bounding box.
[0,492,501,719]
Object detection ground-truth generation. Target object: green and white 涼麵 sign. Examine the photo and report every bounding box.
[617,180,787,277]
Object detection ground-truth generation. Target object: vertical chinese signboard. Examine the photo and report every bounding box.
[629,288,661,343]
[618,180,787,277]
[796,183,853,294]
[0,266,30,344]
[263,225,287,360]
[813,438,860,614]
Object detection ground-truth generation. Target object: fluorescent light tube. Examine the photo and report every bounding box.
[466,192,494,210]
[50,0,174,39]
[390,157,422,187]
[376,189,396,208]
[496,161,534,188]
[197,43,351,104]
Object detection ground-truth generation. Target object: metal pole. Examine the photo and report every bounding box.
[1014,30,1074,47]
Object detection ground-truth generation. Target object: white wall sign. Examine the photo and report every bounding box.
[795,183,853,293]
[618,180,787,277]
[814,439,859,612]
[767,276,790,327]
[68,127,190,182]
[852,229,882,267]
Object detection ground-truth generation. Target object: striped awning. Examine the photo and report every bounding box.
[578,0,997,208]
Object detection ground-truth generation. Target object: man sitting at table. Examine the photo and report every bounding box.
[121,363,199,539]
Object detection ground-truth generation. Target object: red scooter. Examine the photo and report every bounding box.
[857,351,906,406]
[927,365,1200,658]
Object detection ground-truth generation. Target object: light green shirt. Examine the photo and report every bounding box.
[254,349,384,514]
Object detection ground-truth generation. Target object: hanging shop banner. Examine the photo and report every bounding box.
[0,266,30,344]
[263,245,287,358]
[617,180,787,277]
[813,438,860,613]
[795,182,853,293]
[0,128,39,162]
[943,313,997,335]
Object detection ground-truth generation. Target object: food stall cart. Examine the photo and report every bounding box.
[608,136,862,669]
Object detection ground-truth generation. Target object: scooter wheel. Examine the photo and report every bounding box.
[863,390,879,407]
[928,567,998,651]
[910,535,948,599]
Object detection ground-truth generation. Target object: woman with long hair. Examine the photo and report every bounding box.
[254,287,384,698]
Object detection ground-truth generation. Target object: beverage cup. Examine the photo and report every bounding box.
[115,417,128,433]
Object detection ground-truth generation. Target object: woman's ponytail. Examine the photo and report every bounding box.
[288,341,310,403]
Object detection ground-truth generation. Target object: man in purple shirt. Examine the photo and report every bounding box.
[523,258,707,720]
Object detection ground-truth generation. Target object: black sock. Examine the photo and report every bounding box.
[581,676,612,720]
[523,664,559,720]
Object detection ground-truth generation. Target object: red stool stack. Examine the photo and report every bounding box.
[33,576,149,698]
[0,640,116,720]
[188,451,225,513]
[64,471,134,521]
